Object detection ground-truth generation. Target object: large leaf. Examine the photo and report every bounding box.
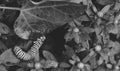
[0,49,20,64]
[14,1,87,34]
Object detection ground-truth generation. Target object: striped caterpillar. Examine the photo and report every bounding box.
[28,36,46,59]
[13,36,46,61]
[13,46,32,60]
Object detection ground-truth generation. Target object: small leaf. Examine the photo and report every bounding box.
[70,0,83,4]
[113,2,120,10]
[0,65,7,71]
[96,0,114,5]
[42,50,57,61]
[89,55,97,69]
[85,64,92,71]
[109,56,116,64]
[108,41,120,55]
[81,41,89,50]
[74,33,81,44]
[40,59,58,68]
[0,22,10,35]
[45,60,58,68]
[0,40,7,53]
[76,15,89,22]
[82,50,96,63]
[69,66,78,71]
[97,57,104,65]
[82,27,94,33]
[64,32,74,42]
[79,33,90,42]
[59,62,71,68]
[16,68,24,71]
[64,45,75,58]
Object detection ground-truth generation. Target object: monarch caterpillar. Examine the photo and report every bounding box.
[14,36,46,60]
[28,36,46,58]
[13,46,31,60]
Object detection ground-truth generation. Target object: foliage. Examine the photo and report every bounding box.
[14,0,86,35]
[0,22,10,35]
[0,49,20,64]
[0,65,7,71]
[1,0,120,71]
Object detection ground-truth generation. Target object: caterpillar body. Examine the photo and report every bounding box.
[14,36,46,61]
[28,36,46,58]
[13,46,31,60]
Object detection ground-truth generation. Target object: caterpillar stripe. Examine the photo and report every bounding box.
[14,46,31,60]
[28,36,46,58]
[14,36,46,60]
